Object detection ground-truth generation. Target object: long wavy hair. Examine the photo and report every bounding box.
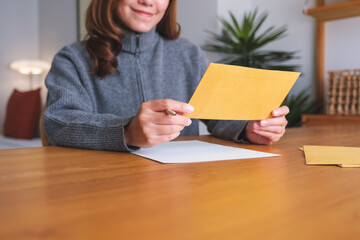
[85,0,180,79]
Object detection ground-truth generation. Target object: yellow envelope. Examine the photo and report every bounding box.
[303,145,360,167]
[184,63,300,120]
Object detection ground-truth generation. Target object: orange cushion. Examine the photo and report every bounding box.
[3,88,41,139]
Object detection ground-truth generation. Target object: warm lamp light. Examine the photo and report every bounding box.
[9,59,51,89]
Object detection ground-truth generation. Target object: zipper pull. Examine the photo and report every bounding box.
[135,34,140,55]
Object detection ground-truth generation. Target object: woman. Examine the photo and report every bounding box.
[44,0,289,152]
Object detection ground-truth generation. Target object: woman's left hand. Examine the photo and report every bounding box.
[245,106,289,145]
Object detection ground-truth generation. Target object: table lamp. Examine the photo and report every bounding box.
[9,59,51,89]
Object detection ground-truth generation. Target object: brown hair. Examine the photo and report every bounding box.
[85,0,180,79]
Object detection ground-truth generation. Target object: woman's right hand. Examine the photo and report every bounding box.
[124,99,194,148]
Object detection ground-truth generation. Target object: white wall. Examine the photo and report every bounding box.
[217,0,252,21]
[38,0,78,101]
[177,0,218,62]
[39,0,77,63]
[0,0,39,134]
[178,0,217,47]
[325,16,360,71]
[79,0,92,40]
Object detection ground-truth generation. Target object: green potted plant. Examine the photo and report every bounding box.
[202,9,317,126]
[282,88,318,127]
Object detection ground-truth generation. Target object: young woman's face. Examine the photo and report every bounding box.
[117,0,170,33]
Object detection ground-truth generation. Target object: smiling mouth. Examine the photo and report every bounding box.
[133,9,153,17]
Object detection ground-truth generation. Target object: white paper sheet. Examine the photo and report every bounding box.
[132,140,279,163]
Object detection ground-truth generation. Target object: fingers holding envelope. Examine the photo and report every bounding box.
[245,106,289,145]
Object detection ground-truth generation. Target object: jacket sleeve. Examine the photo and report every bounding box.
[197,49,249,143]
[44,46,138,152]
[203,120,249,143]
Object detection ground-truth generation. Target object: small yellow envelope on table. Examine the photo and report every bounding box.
[303,145,360,168]
[184,63,300,120]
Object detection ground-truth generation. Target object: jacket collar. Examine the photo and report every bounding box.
[121,27,159,54]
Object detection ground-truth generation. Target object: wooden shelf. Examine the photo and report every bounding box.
[302,114,360,126]
[303,0,360,112]
[304,0,360,21]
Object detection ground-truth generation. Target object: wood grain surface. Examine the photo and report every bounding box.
[1,125,360,240]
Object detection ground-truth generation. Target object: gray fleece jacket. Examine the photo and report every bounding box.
[44,27,248,152]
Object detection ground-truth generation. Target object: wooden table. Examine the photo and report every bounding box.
[1,125,360,240]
